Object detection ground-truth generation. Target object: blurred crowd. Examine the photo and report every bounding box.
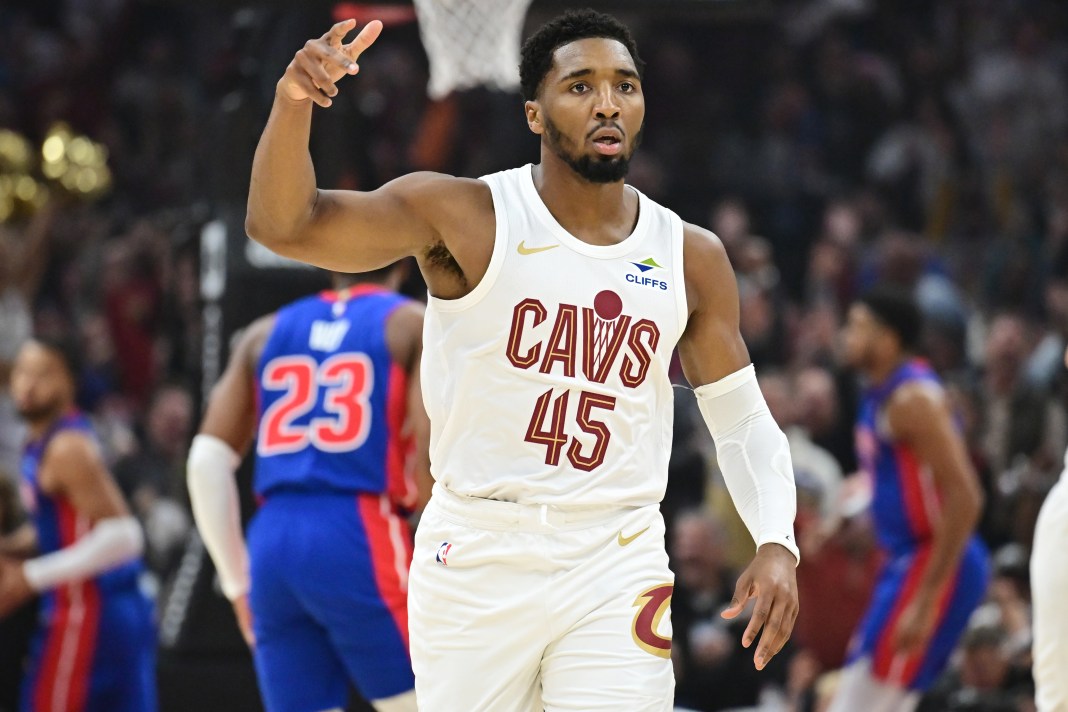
[1,0,1067,710]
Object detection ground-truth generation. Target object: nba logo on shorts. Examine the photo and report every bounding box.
[436,542,452,566]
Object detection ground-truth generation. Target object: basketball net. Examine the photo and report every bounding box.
[412,0,532,99]
[592,316,618,374]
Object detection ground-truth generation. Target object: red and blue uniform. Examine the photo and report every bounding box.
[19,412,156,712]
[249,286,416,710]
[850,359,989,690]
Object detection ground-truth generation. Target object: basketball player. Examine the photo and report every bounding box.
[830,288,989,712]
[246,10,800,709]
[0,337,156,712]
[187,267,427,712]
[1031,345,1068,712]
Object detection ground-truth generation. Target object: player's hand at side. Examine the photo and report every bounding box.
[278,19,383,108]
[890,595,938,654]
[232,593,256,647]
[0,555,34,619]
[721,543,799,671]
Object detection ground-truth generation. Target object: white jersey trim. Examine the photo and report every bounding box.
[671,212,689,338]
[426,178,509,314]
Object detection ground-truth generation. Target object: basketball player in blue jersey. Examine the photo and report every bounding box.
[186,266,428,712]
[246,9,800,709]
[0,337,156,712]
[829,288,989,712]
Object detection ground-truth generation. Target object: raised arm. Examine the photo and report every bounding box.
[246,20,487,279]
[676,225,799,672]
[885,382,984,653]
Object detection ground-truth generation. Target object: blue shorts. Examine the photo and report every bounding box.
[847,537,989,690]
[20,570,156,712]
[248,490,414,711]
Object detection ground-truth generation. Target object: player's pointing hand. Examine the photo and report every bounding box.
[721,543,799,671]
[278,19,383,108]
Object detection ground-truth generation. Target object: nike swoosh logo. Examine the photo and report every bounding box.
[517,240,559,255]
[617,526,650,547]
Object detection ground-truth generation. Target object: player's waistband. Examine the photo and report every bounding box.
[430,482,642,532]
[258,484,382,500]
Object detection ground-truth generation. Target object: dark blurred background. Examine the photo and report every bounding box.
[1,0,1065,710]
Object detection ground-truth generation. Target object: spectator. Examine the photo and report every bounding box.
[114,381,194,578]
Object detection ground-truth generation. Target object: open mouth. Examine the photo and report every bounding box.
[592,134,622,156]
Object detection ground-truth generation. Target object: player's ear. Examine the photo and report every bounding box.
[525,100,543,135]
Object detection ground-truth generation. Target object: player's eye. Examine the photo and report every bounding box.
[619,82,635,92]
[570,82,590,94]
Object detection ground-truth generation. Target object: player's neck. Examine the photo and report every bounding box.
[532,159,637,246]
[25,409,66,441]
[866,354,909,388]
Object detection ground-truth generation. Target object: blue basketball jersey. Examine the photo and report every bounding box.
[850,358,989,689]
[855,359,950,556]
[19,411,155,712]
[21,411,142,588]
[254,286,415,503]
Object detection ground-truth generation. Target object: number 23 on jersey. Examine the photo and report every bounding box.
[258,353,374,456]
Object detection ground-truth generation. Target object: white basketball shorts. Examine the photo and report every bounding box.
[1032,477,1068,712]
[408,484,675,711]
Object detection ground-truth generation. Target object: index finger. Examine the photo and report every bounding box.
[321,19,357,47]
[342,19,383,62]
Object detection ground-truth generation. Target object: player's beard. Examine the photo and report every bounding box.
[15,398,64,426]
[543,116,643,184]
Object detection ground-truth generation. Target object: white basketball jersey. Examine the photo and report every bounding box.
[422,165,689,507]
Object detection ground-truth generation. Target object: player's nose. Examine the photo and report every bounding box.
[593,87,621,120]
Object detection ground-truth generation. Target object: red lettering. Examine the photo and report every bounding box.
[506,299,547,369]
[620,319,660,388]
[540,304,578,377]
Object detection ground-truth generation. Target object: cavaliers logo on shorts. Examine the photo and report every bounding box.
[631,583,673,658]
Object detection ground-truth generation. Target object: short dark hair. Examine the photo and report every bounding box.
[33,334,83,384]
[519,8,645,101]
[858,285,923,352]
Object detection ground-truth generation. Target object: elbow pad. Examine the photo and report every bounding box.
[694,364,800,565]
[23,515,143,592]
[187,434,250,600]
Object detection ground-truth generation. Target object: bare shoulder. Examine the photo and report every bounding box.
[681,222,735,316]
[44,429,100,465]
[890,379,946,411]
[234,313,278,370]
[39,429,103,493]
[887,379,948,436]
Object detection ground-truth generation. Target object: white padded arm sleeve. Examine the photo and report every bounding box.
[22,515,143,592]
[187,434,250,600]
[694,364,800,565]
